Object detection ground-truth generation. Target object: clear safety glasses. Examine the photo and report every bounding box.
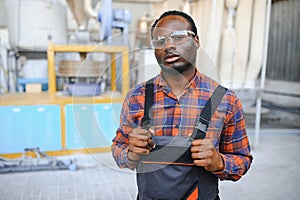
[151,30,196,48]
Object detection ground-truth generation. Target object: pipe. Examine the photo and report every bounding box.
[84,0,98,19]
[254,0,272,148]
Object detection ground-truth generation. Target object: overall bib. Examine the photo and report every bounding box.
[136,79,227,200]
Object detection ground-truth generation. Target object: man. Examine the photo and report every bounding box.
[112,10,252,200]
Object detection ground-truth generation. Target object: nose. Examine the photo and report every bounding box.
[164,37,176,50]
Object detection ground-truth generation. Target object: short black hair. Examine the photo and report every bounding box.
[150,10,198,38]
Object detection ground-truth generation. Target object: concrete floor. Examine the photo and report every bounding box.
[219,129,300,200]
[0,129,300,200]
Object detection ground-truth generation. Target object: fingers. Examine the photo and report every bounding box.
[128,145,150,155]
[191,150,213,160]
[190,139,220,171]
[131,127,150,136]
[191,138,211,146]
[190,139,214,153]
[128,127,154,155]
[193,157,212,168]
[190,139,214,161]
[148,127,155,135]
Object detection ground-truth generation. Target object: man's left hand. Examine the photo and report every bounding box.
[191,139,224,172]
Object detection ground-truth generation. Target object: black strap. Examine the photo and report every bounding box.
[193,85,227,199]
[141,78,155,130]
[191,85,227,139]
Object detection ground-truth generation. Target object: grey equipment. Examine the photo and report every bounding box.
[0,147,76,173]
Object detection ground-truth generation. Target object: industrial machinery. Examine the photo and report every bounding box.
[0,147,76,173]
[58,0,131,96]
[3,0,131,96]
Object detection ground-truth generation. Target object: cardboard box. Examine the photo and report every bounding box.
[25,83,42,93]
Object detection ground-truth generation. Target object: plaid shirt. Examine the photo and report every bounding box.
[112,69,252,181]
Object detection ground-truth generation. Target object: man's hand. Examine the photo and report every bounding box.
[190,139,224,172]
[127,127,154,161]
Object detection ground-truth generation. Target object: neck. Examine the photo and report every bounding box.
[162,67,196,97]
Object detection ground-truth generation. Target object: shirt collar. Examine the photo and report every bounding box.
[155,68,202,91]
[156,73,170,93]
[187,68,201,89]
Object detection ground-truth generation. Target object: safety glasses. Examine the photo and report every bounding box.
[151,30,196,48]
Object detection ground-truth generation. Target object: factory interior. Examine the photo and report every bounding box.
[0,0,299,199]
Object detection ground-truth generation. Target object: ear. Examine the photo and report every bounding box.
[194,35,200,49]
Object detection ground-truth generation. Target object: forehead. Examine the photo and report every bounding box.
[153,15,191,36]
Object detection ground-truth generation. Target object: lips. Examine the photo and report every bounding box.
[163,52,180,63]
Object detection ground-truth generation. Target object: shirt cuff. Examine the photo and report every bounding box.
[125,147,139,169]
[211,154,229,179]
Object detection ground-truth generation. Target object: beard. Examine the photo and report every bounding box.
[160,62,190,74]
[159,57,195,75]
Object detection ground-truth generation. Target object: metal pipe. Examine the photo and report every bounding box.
[254,0,272,148]
[84,0,97,19]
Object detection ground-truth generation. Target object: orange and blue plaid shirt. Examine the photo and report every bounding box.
[112,69,252,181]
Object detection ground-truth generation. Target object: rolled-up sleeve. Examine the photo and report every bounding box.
[111,89,144,170]
[213,97,253,181]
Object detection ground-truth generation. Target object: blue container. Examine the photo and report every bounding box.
[65,103,122,149]
[0,105,61,153]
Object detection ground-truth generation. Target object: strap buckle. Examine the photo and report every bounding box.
[141,117,151,130]
[192,117,209,139]
[196,117,209,132]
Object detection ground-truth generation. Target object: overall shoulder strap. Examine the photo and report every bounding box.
[191,85,227,139]
[141,78,155,129]
[192,85,227,200]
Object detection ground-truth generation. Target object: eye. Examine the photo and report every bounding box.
[154,39,165,47]
[171,35,186,42]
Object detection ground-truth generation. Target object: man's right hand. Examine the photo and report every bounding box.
[127,127,154,161]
